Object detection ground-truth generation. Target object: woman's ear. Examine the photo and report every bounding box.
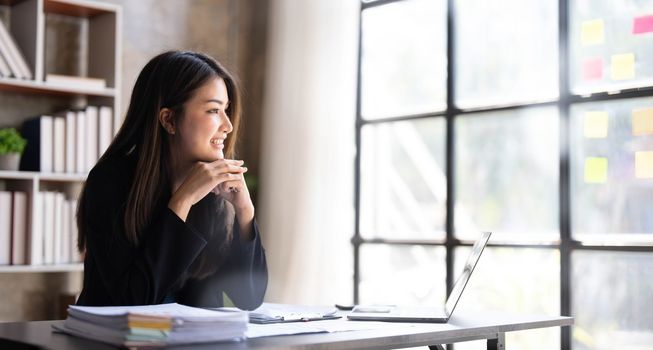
[159,108,176,135]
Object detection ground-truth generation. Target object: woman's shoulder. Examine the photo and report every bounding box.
[86,152,137,190]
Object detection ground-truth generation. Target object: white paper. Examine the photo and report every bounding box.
[245,318,417,338]
[69,303,247,322]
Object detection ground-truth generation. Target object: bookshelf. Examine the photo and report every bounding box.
[0,0,121,273]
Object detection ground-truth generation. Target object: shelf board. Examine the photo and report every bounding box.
[0,77,116,97]
[0,170,87,182]
[0,0,26,6]
[44,0,119,17]
[0,263,83,273]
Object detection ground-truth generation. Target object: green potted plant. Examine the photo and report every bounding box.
[0,128,27,171]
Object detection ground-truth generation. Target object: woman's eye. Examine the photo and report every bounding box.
[209,109,220,114]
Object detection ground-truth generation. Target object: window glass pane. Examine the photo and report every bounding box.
[454,247,560,350]
[570,98,653,243]
[454,107,559,241]
[572,251,653,349]
[455,0,558,109]
[361,0,446,119]
[360,118,446,240]
[570,0,653,95]
[359,245,446,305]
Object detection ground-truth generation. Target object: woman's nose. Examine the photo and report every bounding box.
[221,111,233,133]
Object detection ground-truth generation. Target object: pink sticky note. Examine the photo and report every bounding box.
[633,14,653,34]
[583,58,603,80]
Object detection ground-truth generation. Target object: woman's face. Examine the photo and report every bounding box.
[176,77,232,162]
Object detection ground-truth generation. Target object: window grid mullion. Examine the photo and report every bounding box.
[559,0,572,350]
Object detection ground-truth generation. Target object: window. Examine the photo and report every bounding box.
[569,0,653,94]
[570,97,653,242]
[360,0,447,119]
[360,245,446,305]
[455,0,558,108]
[354,0,653,349]
[455,107,559,242]
[360,118,446,240]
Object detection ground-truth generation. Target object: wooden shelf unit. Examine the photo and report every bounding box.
[0,0,121,273]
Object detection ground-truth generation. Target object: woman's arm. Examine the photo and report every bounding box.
[219,218,268,310]
[81,161,208,305]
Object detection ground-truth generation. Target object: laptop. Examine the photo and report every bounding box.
[347,231,491,323]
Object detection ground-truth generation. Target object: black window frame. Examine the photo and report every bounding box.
[352,1,653,349]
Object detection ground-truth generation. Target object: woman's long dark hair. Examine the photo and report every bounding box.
[77,51,242,279]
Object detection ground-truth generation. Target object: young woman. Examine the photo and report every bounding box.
[75,51,267,310]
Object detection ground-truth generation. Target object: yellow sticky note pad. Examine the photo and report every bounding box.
[584,111,609,138]
[611,53,635,80]
[581,19,605,45]
[635,151,653,179]
[632,108,653,136]
[584,157,608,183]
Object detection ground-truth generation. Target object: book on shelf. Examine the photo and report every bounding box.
[53,192,64,264]
[28,192,43,265]
[53,303,248,347]
[85,106,99,172]
[0,20,32,79]
[0,191,11,265]
[75,110,86,173]
[62,198,70,264]
[70,199,80,263]
[64,111,76,173]
[20,115,54,172]
[99,106,113,158]
[46,74,106,90]
[53,117,66,173]
[11,192,27,265]
[23,191,79,266]
[20,107,113,174]
[0,191,29,266]
[43,191,55,265]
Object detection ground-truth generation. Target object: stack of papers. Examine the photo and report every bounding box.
[219,303,340,324]
[53,303,248,347]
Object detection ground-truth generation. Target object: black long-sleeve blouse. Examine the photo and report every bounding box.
[75,152,267,310]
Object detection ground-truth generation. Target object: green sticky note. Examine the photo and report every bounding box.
[584,157,608,183]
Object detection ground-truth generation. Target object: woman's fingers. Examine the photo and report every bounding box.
[215,172,241,183]
[210,159,244,169]
[207,159,247,175]
[219,179,246,192]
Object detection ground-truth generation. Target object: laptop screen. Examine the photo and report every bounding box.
[444,231,491,317]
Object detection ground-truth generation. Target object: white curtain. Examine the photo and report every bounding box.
[258,0,359,305]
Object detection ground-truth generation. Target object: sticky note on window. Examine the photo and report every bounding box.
[633,14,653,34]
[611,53,635,80]
[584,111,609,138]
[582,19,605,45]
[632,108,653,135]
[584,157,608,183]
[635,151,653,178]
[582,58,603,80]
[635,151,653,179]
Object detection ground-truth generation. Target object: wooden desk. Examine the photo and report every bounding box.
[0,311,573,349]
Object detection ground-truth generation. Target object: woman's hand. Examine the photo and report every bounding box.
[168,159,249,222]
[212,165,253,214]
[213,162,255,240]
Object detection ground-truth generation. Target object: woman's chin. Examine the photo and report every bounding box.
[203,151,224,161]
